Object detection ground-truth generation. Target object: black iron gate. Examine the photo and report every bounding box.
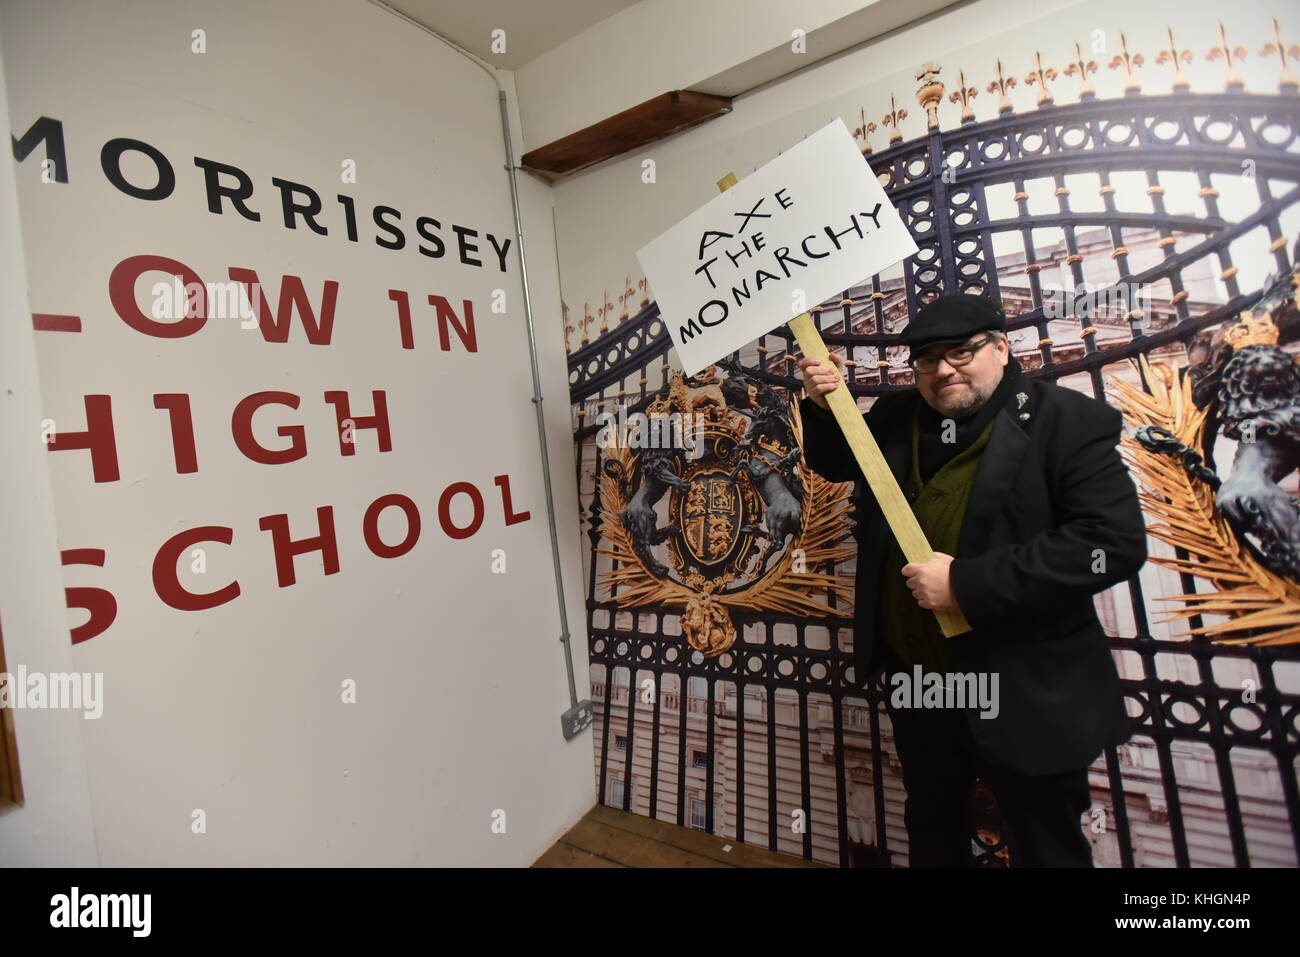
[568,45,1300,867]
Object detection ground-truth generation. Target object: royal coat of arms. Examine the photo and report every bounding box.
[594,357,855,657]
[1114,261,1300,645]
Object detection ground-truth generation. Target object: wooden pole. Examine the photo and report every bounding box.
[717,172,971,637]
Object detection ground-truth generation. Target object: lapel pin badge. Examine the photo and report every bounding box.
[1016,391,1028,409]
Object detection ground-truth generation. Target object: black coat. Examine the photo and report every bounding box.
[798,373,1146,775]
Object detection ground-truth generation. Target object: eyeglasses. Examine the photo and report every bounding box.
[908,334,997,374]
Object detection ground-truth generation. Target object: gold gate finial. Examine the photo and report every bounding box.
[1025,50,1058,107]
[915,61,945,129]
[1108,32,1145,94]
[948,69,978,123]
[882,93,908,144]
[1064,41,1098,100]
[598,290,613,333]
[988,58,1017,115]
[1206,21,1248,91]
[1259,16,1300,93]
[619,275,635,320]
[853,107,876,154]
[1156,25,1194,92]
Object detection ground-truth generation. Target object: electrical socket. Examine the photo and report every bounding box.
[561,700,594,740]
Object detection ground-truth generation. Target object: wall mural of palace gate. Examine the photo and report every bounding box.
[565,16,1300,867]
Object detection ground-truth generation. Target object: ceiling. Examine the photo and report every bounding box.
[377,0,642,69]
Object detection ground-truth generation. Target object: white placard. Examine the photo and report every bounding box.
[636,117,918,376]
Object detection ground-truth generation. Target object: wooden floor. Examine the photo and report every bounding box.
[532,804,829,868]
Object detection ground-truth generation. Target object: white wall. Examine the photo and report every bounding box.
[0,36,100,867]
[0,0,592,866]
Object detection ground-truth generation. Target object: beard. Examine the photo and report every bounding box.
[928,375,999,417]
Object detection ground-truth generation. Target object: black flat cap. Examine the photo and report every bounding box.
[899,293,1006,352]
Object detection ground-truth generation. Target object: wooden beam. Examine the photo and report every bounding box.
[520,90,732,181]
[0,617,23,807]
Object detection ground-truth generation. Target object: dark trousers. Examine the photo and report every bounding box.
[884,668,1096,868]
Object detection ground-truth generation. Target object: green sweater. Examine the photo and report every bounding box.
[879,407,996,674]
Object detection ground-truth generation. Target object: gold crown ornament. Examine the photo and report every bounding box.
[1224,314,1280,350]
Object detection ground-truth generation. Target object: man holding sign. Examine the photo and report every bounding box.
[639,118,971,641]
[638,119,1144,867]
[799,293,1147,867]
